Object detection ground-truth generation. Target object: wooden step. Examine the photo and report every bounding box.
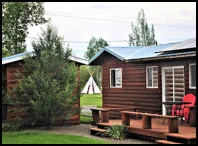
[155,140,184,144]
[97,123,112,129]
[166,133,196,144]
[90,127,106,135]
[97,123,112,127]
[90,127,107,132]
[166,133,196,140]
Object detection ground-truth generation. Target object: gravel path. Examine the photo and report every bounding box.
[26,124,156,144]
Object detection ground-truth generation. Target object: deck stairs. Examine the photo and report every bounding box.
[90,123,196,144]
[90,123,111,136]
[155,133,196,144]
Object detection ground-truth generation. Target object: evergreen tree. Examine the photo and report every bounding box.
[8,23,79,129]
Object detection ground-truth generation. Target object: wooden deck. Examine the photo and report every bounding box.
[90,108,196,143]
[98,118,196,142]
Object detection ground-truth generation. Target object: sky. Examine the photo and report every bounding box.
[25,2,196,59]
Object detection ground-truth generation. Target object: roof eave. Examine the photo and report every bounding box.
[69,56,88,65]
[2,53,34,65]
[88,48,124,65]
[2,52,88,65]
[155,47,196,53]
[126,53,196,62]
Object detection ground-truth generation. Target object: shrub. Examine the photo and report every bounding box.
[103,124,128,140]
[7,23,80,129]
[2,122,23,132]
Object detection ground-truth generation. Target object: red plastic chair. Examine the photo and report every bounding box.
[172,94,196,122]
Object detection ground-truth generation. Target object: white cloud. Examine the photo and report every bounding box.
[26,2,196,59]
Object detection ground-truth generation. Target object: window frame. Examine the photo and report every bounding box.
[110,68,122,88]
[146,66,158,88]
[189,63,196,89]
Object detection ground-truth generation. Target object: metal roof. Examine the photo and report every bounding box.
[88,46,143,64]
[2,51,88,65]
[156,38,196,53]
[88,38,196,65]
[125,43,179,60]
[159,50,196,57]
[2,52,34,65]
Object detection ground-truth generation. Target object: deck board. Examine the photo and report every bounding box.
[99,118,196,140]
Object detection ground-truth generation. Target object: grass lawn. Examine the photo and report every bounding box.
[80,94,102,108]
[80,114,92,124]
[2,132,110,144]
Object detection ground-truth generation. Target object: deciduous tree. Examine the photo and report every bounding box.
[129,9,157,46]
[84,37,109,89]
[2,2,47,55]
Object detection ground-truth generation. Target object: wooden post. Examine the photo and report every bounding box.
[101,111,109,123]
[142,115,151,129]
[122,113,130,126]
[92,110,100,124]
[133,108,139,119]
[189,106,196,127]
[168,118,179,133]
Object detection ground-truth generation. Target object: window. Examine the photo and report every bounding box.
[110,68,122,88]
[146,66,158,88]
[189,64,196,89]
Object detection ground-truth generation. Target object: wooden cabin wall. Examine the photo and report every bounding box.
[101,52,196,119]
[5,60,80,125]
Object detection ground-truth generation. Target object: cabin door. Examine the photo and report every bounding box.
[162,66,184,115]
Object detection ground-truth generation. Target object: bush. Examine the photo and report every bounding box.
[7,23,80,129]
[2,122,23,132]
[103,124,128,140]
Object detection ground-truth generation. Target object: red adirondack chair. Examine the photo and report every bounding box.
[172,93,196,123]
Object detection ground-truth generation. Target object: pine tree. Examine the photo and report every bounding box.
[8,23,80,129]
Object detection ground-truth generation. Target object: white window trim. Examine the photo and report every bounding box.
[110,68,122,88]
[146,66,158,88]
[189,63,196,89]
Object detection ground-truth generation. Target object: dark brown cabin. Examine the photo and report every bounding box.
[89,38,196,119]
[2,52,88,125]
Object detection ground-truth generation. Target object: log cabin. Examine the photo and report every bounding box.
[89,38,196,119]
[2,51,88,125]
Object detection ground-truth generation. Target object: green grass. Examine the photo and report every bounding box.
[80,94,102,108]
[80,114,92,124]
[2,132,110,144]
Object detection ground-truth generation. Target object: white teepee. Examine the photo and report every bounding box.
[81,76,101,94]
